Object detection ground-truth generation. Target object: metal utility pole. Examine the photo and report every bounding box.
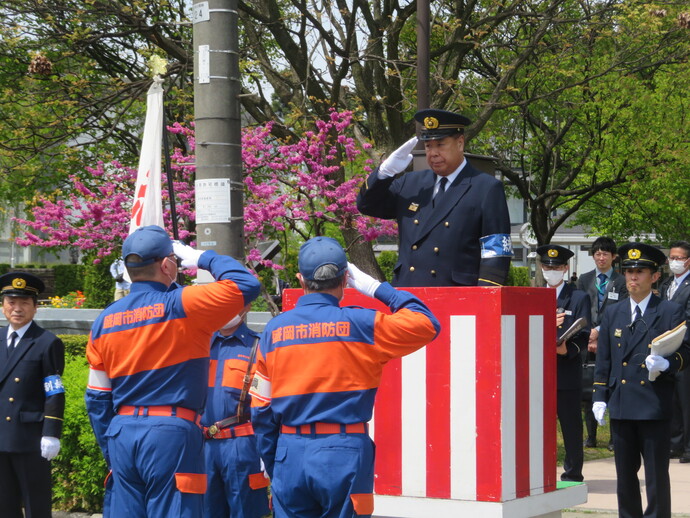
[192,0,244,260]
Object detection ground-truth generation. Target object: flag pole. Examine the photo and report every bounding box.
[161,105,180,242]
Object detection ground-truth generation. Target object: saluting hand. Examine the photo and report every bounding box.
[379,137,418,178]
[173,241,205,269]
[347,262,381,298]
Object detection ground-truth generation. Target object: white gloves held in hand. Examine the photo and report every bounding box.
[347,262,381,298]
[379,137,418,178]
[41,436,60,461]
[592,402,607,426]
[173,241,204,269]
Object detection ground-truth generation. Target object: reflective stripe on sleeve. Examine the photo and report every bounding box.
[87,368,112,392]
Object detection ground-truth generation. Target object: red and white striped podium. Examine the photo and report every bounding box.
[284,287,587,517]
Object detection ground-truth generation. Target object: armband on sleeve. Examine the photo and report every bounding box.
[44,375,65,396]
[480,234,514,258]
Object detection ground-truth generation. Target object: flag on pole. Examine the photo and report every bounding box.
[129,77,165,234]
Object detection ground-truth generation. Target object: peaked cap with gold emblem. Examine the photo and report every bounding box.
[618,242,666,270]
[536,244,574,266]
[414,109,471,141]
[0,272,45,298]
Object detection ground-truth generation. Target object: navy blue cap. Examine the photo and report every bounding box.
[536,245,574,266]
[618,243,666,270]
[298,237,347,281]
[122,225,173,267]
[415,109,471,141]
[0,272,45,297]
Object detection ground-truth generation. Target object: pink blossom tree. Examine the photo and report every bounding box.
[15,110,396,272]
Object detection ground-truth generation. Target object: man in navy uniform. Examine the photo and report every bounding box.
[593,243,690,518]
[357,109,513,287]
[660,240,690,462]
[0,272,65,518]
[577,236,627,449]
[537,245,591,482]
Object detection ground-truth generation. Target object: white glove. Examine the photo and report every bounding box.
[378,137,418,178]
[347,262,381,298]
[173,241,204,269]
[592,402,607,426]
[645,354,670,381]
[41,436,60,461]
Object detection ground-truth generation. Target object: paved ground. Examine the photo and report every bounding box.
[51,456,690,517]
[563,455,690,517]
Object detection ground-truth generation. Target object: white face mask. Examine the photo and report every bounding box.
[221,313,243,331]
[542,269,565,287]
[669,260,688,275]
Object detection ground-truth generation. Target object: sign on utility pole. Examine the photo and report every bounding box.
[192,0,243,260]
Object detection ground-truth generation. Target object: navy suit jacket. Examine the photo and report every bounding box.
[0,321,65,452]
[357,161,512,287]
[556,283,591,391]
[593,295,689,420]
[576,269,627,328]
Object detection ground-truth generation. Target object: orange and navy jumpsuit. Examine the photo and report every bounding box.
[202,323,269,518]
[250,282,440,518]
[85,251,260,518]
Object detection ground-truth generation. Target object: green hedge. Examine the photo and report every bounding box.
[507,265,531,286]
[53,335,106,512]
[53,352,107,512]
[52,264,85,297]
[83,262,114,309]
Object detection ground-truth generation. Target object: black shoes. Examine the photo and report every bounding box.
[680,455,690,464]
[607,442,614,452]
[670,449,683,459]
[584,438,597,448]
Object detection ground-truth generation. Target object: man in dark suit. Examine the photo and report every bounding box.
[538,245,591,482]
[660,240,690,463]
[576,236,627,448]
[0,272,65,518]
[356,109,513,287]
[593,243,690,518]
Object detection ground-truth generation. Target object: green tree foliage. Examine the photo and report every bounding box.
[2,0,690,246]
[0,0,193,201]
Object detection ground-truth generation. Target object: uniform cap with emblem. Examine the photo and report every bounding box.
[414,109,472,141]
[0,272,45,298]
[536,244,574,266]
[618,242,666,270]
[122,225,174,268]
[298,236,348,281]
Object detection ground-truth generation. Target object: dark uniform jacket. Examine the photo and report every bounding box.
[556,283,591,390]
[0,321,65,452]
[659,274,690,321]
[593,295,689,420]
[357,162,512,287]
[577,269,627,328]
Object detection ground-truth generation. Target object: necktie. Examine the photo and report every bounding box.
[667,280,677,300]
[8,331,18,353]
[633,305,642,324]
[596,273,608,308]
[433,177,448,208]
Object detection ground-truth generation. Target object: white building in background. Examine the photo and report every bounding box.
[0,205,73,266]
